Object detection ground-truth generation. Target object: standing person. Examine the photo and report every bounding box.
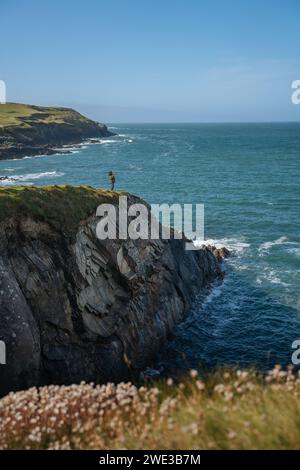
[108,171,116,191]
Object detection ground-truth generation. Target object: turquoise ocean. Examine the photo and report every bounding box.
[1,123,300,373]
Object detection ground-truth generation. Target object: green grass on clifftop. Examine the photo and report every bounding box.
[0,103,96,129]
[0,185,122,238]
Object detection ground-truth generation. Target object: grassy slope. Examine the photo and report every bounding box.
[0,367,299,450]
[0,103,96,129]
[0,185,122,238]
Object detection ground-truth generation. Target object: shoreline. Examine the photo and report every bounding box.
[0,136,116,162]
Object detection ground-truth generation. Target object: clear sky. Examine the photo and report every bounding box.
[1,0,300,122]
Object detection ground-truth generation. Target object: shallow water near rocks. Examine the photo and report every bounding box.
[1,123,299,373]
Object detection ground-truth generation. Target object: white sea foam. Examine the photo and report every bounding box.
[201,284,224,307]
[54,137,134,149]
[0,171,64,186]
[52,150,80,156]
[256,269,290,287]
[99,139,120,144]
[195,237,250,254]
[24,154,52,159]
[96,137,134,144]
[258,236,289,252]
[60,146,81,151]
[3,168,21,172]
[20,171,64,180]
[287,247,300,258]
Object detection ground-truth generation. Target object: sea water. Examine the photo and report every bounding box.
[1,123,299,372]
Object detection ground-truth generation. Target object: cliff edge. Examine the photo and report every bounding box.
[0,186,221,395]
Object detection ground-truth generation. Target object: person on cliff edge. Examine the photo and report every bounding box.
[108,171,116,191]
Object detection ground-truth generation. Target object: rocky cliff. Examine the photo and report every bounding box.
[0,103,114,160]
[0,186,221,396]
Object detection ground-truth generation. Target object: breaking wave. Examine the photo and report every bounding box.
[0,171,64,186]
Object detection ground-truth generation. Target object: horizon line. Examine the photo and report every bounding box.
[105,121,300,125]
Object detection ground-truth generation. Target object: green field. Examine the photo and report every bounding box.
[0,103,93,129]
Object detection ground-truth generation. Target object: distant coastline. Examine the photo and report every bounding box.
[0,103,115,161]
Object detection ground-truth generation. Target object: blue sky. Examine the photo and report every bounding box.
[1,0,300,122]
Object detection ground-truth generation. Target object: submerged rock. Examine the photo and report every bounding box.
[0,186,222,395]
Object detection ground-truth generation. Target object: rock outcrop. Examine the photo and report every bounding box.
[0,186,221,396]
[206,245,231,262]
[0,103,114,160]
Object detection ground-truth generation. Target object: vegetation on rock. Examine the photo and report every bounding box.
[0,103,105,129]
[0,185,122,238]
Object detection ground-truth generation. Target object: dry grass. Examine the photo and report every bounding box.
[1,366,300,450]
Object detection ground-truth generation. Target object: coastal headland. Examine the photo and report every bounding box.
[0,103,114,160]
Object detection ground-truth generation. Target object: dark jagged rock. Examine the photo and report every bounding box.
[0,186,222,395]
[206,245,231,262]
